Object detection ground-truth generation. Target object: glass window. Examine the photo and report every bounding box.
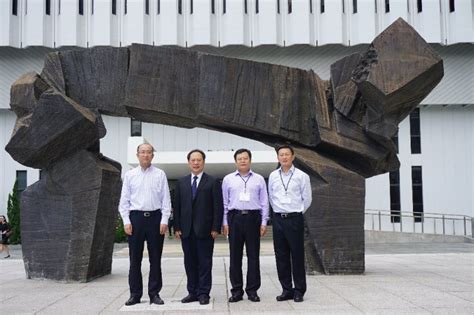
[16,171,27,193]
[410,108,421,154]
[131,118,142,137]
[412,166,424,222]
[12,0,18,15]
[449,0,455,12]
[389,170,401,223]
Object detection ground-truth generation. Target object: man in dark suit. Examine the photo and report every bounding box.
[174,149,223,305]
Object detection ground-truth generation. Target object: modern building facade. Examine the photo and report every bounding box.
[0,1,472,233]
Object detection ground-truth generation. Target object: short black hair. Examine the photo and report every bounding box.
[233,148,252,161]
[276,145,294,155]
[187,149,206,161]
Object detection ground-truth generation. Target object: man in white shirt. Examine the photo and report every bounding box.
[119,143,171,306]
[268,145,312,303]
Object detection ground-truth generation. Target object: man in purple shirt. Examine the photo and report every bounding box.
[222,148,269,303]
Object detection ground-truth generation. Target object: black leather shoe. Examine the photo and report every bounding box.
[125,297,141,306]
[228,295,243,303]
[276,293,294,301]
[248,294,260,302]
[150,295,164,305]
[199,296,210,305]
[293,294,304,302]
[181,294,199,303]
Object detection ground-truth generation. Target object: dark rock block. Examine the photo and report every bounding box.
[41,52,66,93]
[60,47,129,116]
[5,90,100,169]
[294,147,365,274]
[124,45,200,127]
[352,18,443,141]
[21,150,122,282]
[10,72,50,118]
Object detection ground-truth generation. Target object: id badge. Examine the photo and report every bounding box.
[239,192,250,202]
[281,195,292,204]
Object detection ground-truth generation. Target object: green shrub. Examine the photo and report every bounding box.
[7,180,21,244]
[115,214,127,243]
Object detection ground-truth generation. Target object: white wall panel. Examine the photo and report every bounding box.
[444,1,473,44]
[121,0,145,46]
[43,0,55,47]
[219,0,246,46]
[285,0,311,46]
[410,0,441,43]
[0,1,11,46]
[318,0,343,45]
[421,106,473,216]
[89,0,113,46]
[22,0,46,47]
[155,0,179,45]
[253,0,278,46]
[9,0,22,47]
[187,0,213,46]
[55,0,79,46]
[348,0,376,45]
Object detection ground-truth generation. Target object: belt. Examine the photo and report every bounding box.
[130,210,161,217]
[230,209,260,215]
[274,212,302,218]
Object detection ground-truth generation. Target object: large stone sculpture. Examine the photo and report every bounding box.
[5,18,443,281]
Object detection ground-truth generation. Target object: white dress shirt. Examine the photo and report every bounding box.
[119,165,171,225]
[268,165,312,214]
[190,172,203,187]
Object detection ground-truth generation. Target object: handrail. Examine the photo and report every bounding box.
[365,209,473,237]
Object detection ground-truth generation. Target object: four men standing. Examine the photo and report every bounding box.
[119,144,312,306]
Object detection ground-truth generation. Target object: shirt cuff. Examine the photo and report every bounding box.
[160,215,170,225]
[261,219,268,226]
[122,216,131,226]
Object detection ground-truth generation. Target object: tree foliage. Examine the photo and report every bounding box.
[115,214,127,243]
[7,180,21,244]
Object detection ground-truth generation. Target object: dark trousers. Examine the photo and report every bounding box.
[181,231,215,298]
[128,210,164,299]
[272,213,306,296]
[228,210,261,297]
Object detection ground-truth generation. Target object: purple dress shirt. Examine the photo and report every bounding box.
[222,170,270,226]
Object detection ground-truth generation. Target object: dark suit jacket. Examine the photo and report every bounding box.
[174,173,223,239]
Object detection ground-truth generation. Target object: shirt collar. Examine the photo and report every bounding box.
[139,165,154,173]
[191,172,203,180]
[279,165,295,175]
[234,169,253,177]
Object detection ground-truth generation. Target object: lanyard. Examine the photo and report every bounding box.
[237,173,252,192]
[279,169,294,195]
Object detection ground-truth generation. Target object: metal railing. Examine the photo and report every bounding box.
[365,209,473,237]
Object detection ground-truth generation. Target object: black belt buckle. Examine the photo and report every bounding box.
[143,211,151,217]
[280,213,289,218]
[241,210,250,215]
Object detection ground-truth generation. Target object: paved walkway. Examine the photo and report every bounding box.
[1,240,473,314]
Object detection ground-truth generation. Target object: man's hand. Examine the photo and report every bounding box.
[160,224,168,235]
[223,225,229,236]
[211,231,219,239]
[260,225,267,237]
[175,230,182,239]
[124,224,132,236]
